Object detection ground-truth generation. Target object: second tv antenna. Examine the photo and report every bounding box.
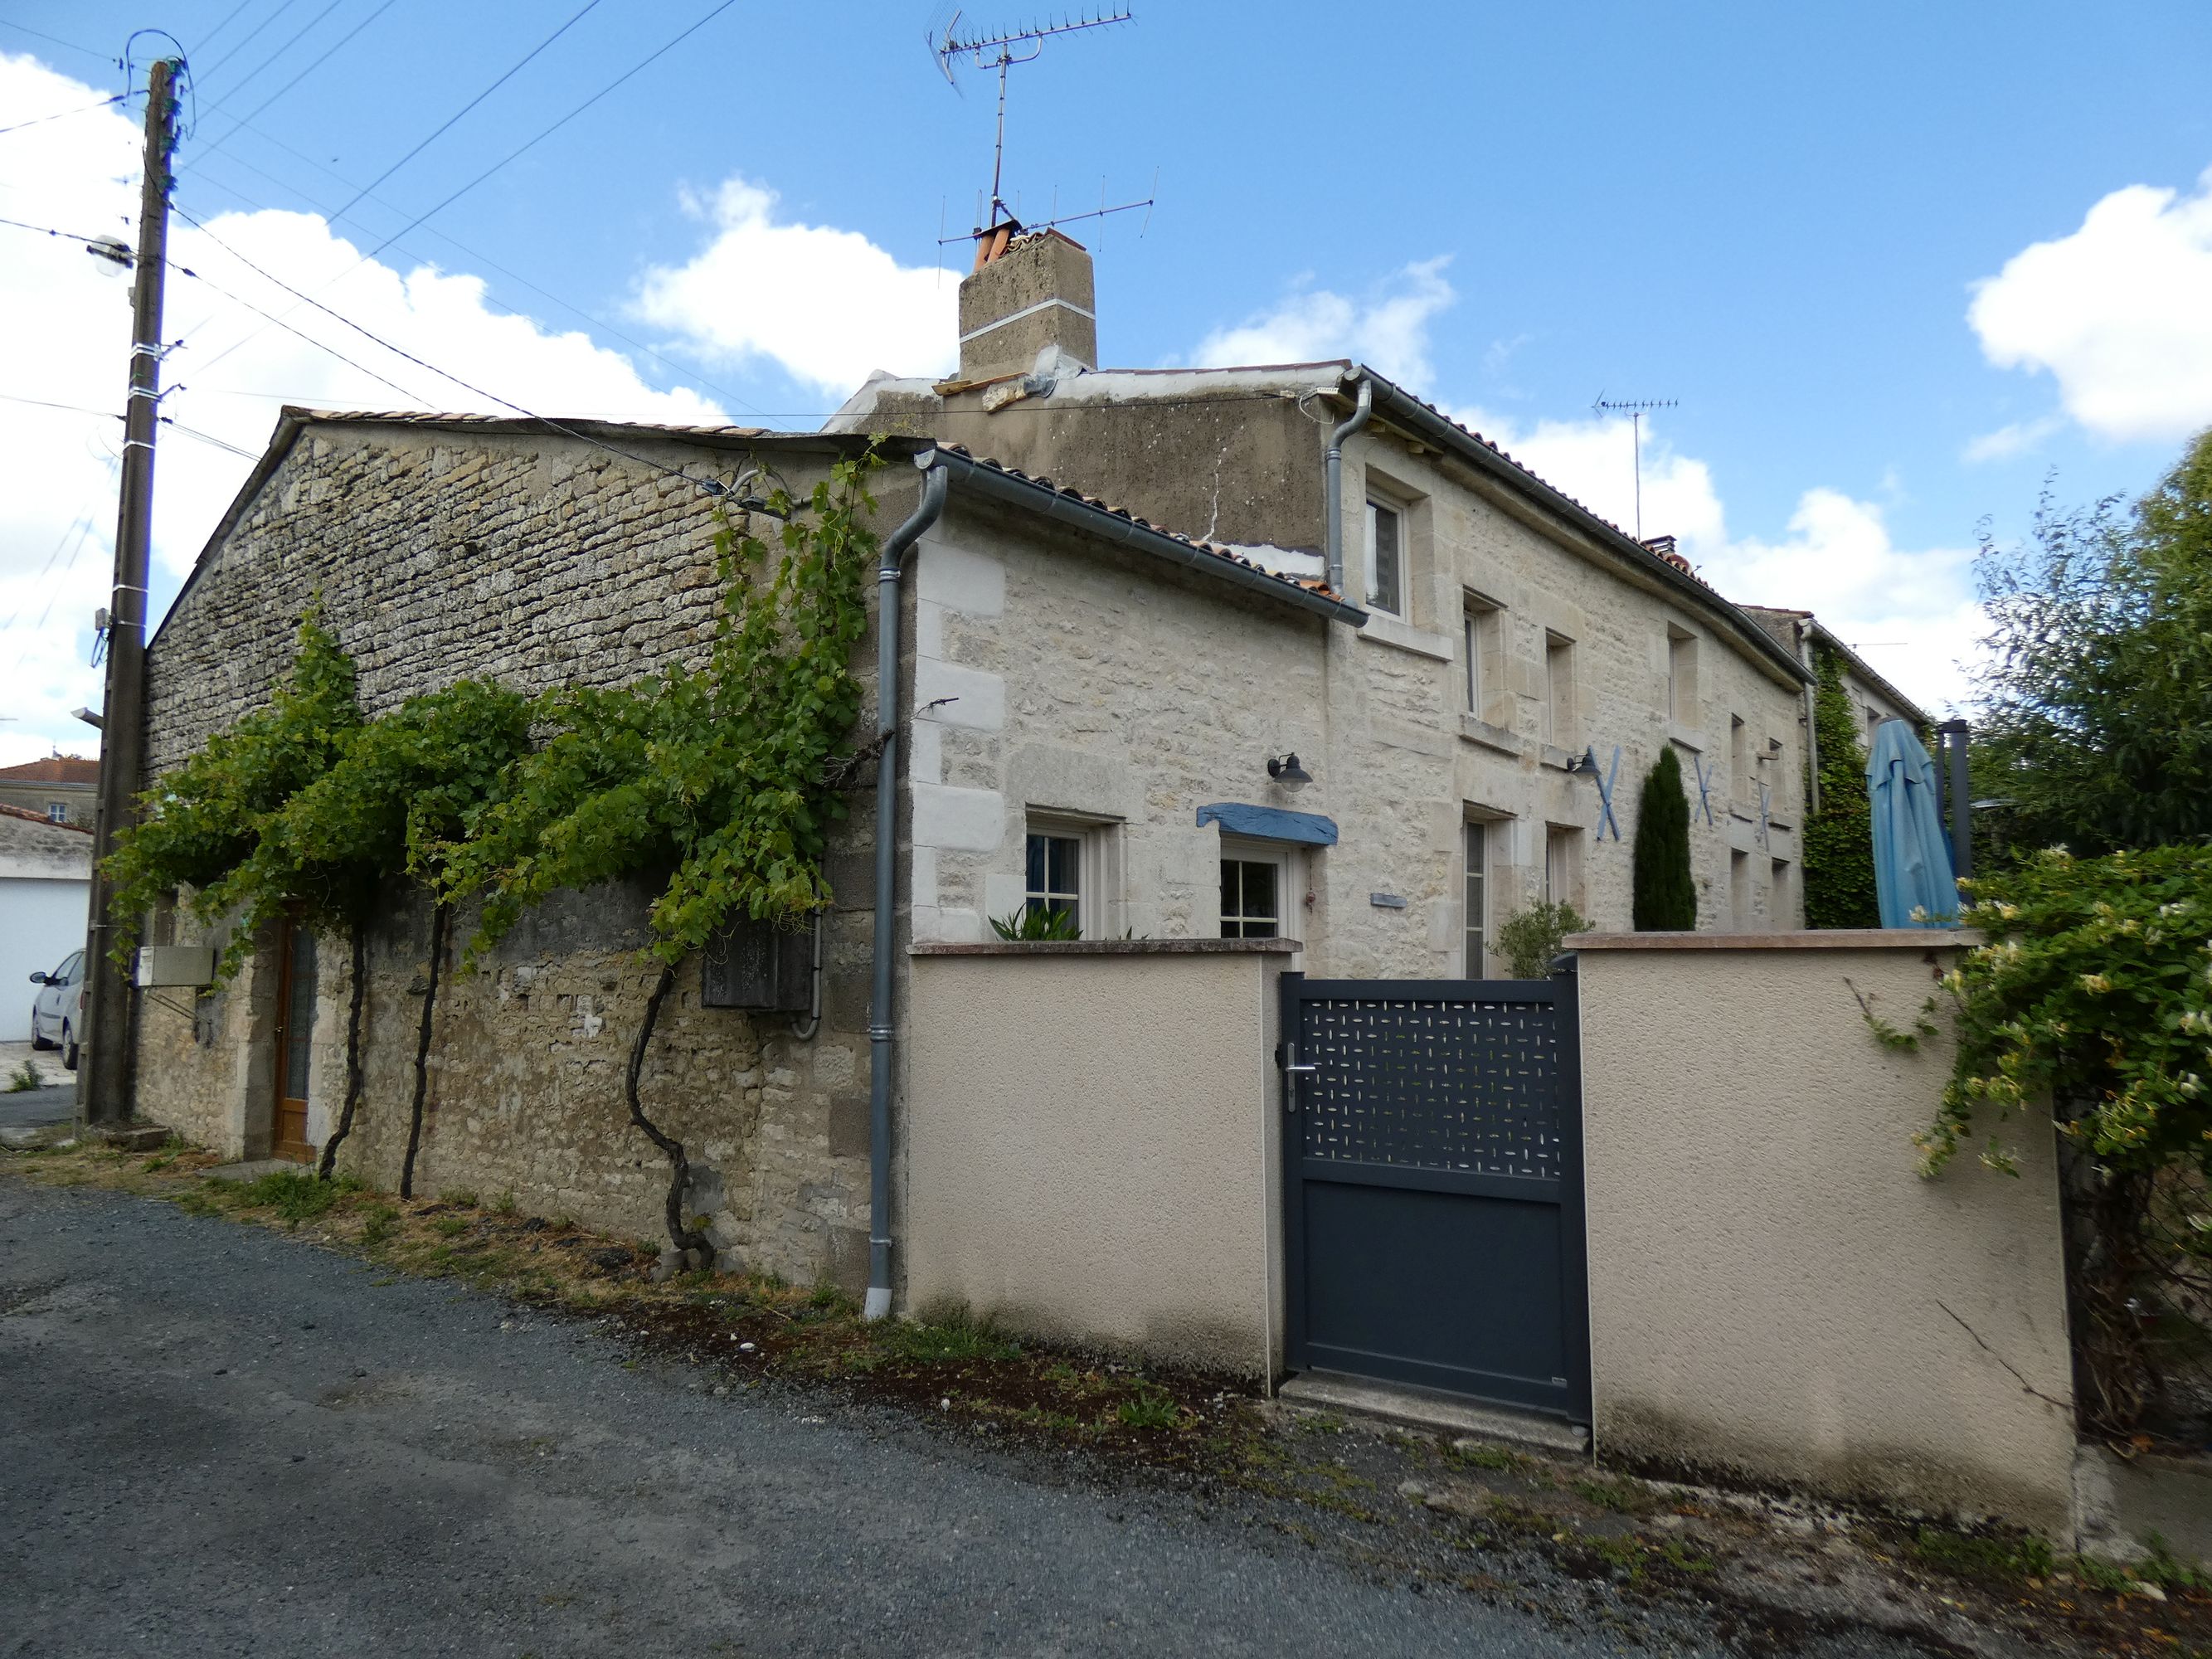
[934,9,1134,233]
[1592,395,1678,541]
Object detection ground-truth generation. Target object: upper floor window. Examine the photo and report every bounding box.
[46,801,67,824]
[1543,633,1576,750]
[1463,594,1501,718]
[1365,499,1403,617]
[1729,713,1749,789]
[1666,627,1699,726]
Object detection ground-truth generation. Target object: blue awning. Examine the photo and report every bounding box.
[1196,803,1339,847]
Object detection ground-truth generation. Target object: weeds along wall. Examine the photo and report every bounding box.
[131,417,915,1287]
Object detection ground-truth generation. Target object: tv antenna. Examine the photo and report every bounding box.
[1591,395,1677,541]
[933,9,1136,235]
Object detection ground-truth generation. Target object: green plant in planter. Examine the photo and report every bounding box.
[989,906,1082,941]
[1495,900,1591,979]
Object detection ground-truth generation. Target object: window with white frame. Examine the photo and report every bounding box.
[1220,855,1282,938]
[1729,713,1749,791]
[1666,627,1699,726]
[46,801,67,824]
[1365,497,1404,617]
[1544,824,1582,911]
[1463,819,1491,974]
[1024,827,1083,929]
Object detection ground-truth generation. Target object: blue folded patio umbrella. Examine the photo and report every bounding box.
[1866,719,1959,928]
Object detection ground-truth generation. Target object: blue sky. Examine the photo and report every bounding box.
[3,0,2210,758]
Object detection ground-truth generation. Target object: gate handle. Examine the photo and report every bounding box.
[1281,1041,1314,1111]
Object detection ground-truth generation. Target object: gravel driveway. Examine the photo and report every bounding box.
[0,1180,1932,1658]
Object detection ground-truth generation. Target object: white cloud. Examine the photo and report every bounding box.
[1961,415,2064,465]
[630,178,957,395]
[1968,165,2212,444]
[1446,404,1981,712]
[1192,257,1455,388]
[0,52,725,767]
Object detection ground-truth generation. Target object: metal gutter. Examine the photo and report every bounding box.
[1352,375,1809,688]
[916,447,1369,628]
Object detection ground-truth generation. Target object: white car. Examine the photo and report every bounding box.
[29,949,85,1071]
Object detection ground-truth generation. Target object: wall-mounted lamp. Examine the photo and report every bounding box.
[1266,752,1311,792]
[1565,746,1601,776]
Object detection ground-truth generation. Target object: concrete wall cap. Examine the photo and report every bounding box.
[912,937,1303,956]
[1563,928,1982,951]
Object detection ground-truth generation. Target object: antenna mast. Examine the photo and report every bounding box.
[933,8,1133,231]
[1591,396,1678,541]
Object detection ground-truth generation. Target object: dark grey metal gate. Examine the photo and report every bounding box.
[1279,967,1590,1422]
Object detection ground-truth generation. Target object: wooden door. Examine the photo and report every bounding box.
[271,922,317,1164]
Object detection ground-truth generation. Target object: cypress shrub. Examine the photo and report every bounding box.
[1632,746,1697,930]
[1801,645,1879,927]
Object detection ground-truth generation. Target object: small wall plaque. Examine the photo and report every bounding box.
[1369,893,1408,910]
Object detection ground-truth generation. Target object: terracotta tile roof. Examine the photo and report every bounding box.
[0,800,91,832]
[0,757,97,786]
[296,408,779,440]
[934,445,1347,606]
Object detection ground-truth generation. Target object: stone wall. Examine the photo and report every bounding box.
[132,418,901,1286]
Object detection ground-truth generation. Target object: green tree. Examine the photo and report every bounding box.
[1973,429,2212,855]
[1631,746,1696,930]
[1801,645,1879,927]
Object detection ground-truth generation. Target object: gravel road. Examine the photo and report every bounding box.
[0,1180,1920,1657]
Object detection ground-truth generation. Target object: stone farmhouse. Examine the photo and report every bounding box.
[0,753,99,828]
[127,228,1814,1296]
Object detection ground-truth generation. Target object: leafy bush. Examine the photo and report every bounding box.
[237,1168,341,1228]
[1923,844,2212,1181]
[1495,900,1591,979]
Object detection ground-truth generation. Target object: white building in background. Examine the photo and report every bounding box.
[0,803,91,1043]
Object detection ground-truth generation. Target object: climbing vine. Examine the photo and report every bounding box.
[109,450,886,1263]
[1800,644,1879,929]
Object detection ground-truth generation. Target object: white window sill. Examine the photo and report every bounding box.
[1357,612,1455,661]
[1539,744,1579,771]
[1666,721,1704,752]
[1459,713,1524,758]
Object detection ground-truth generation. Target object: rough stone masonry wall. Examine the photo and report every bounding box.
[132,423,895,1287]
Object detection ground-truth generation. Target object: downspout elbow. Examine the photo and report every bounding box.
[864,460,950,1321]
[1324,377,1372,601]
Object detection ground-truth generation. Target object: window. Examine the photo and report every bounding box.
[1464,820,1490,974]
[1666,628,1699,726]
[1463,595,1501,718]
[1544,825,1581,910]
[1770,858,1793,930]
[1544,634,1575,749]
[1729,713,1748,791]
[1730,849,1751,928]
[1365,498,1403,616]
[1220,858,1281,939]
[46,800,67,824]
[1024,830,1082,929]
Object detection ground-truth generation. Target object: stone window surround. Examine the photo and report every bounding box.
[1019,807,1123,941]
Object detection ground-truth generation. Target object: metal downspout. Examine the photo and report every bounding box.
[864,462,950,1321]
[1325,377,1373,599]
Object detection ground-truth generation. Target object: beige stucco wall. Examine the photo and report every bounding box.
[903,943,1288,1373]
[1574,932,2076,1534]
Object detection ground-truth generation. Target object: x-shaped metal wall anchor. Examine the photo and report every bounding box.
[1595,745,1622,841]
[1691,753,1718,826]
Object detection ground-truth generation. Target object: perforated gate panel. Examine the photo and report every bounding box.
[1281,974,1590,1423]
[1300,996,1563,1180]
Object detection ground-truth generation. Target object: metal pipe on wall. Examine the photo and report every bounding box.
[863,464,950,1321]
[1324,377,1372,599]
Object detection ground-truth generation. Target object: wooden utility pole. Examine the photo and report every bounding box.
[80,57,180,1126]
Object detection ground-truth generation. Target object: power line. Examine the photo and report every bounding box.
[0,20,120,67]
[181,0,738,384]
[197,0,400,146]
[196,0,262,56]
[171,208,747,498]
[197,0,346,117]
[0,212,130,246]
[327,0,604,227]
[364,0,738,266]
[0,95,125,138]
[0,390,121,419]
[197,0,302,84]
[178,134,773,420]
[171,251,440,404]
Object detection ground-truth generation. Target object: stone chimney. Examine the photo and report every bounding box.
[956,226,1096,383]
